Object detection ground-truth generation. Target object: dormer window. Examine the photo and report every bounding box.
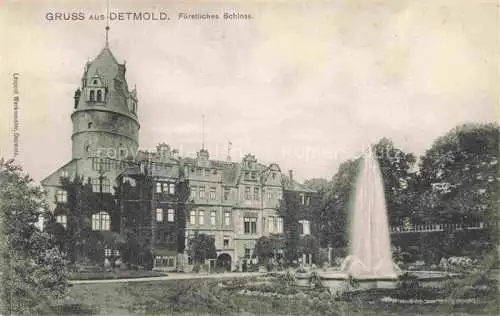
[93,80,98,85]
[96,90,102,102]
[89,90,95,101]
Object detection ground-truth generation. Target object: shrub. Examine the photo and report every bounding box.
[309,271,324,289]
[192,264,201,273]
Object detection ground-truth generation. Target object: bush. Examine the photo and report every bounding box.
[265,261,274,272]
[192,264,201,273]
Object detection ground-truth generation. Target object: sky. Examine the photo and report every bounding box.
[0,0,498,183]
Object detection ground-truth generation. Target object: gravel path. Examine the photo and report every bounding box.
[70,271,267,284]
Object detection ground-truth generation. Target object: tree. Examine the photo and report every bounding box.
[299,234,319,257]
[0,159,68,314]
[372,138,418,226]
[281,190,300,264]
[176,180,190,254]
[319,158,360,250]
[303,178,331,194]
[417,123,499,255]
[189,232,217,264]
[299,234,320,265]
[254,236,274,264]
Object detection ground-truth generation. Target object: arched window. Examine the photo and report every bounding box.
[96,90,102,102]
[89,90,95,101]
[92,212,110,231]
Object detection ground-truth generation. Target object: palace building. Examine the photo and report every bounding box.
[41,30,319,271]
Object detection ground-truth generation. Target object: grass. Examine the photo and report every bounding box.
[46,276,498,316]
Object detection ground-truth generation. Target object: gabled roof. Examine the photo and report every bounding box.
[40,159,78,187]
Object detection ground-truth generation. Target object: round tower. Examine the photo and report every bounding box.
[71,40,140,160]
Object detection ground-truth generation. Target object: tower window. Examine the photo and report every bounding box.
[96,90,102,102]
[89,90,95,101]
[88,122,93,129]
[93,80,97,85]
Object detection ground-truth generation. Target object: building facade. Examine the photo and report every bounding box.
[41,33,320,270]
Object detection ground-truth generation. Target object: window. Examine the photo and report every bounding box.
[91,178,100,193]
[88,122,93,129]
[93,79,98,85]
[244,217,257,234]
[92,212,110,231]
[56,215,67,229]
[189,210,196,225]
[264,190,272,200]
[299,220,310,235]
[61,170,68,178]
[223,237,230,248]
[300,194,305,205]
[210,211,216,225]
[102,178,111,193]
[92,158,111,172]
[268,216,275,233]
[277,217,284,233]
[164,183,170,193]
[104,248,112,257]
[223,188,230,200]
[244,187,251,200]
[156,182,162,193]
[306,196,311,205]
[56,190,67,203]
[190,186,196,199]
[209,187,216,200]
[196,168,202,176]
[169,183,175,194]
[244,248,251,259]
[156,208,163,222]
[198,210,205,225]
[167,209,175,222]
[224,211,231,226]
[96,90,102,102]
[199,187,205,199]
[254,187,260,200]
[89,90,95,101]
[276,190,282,200]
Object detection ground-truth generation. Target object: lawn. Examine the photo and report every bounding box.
[47,276,498,316]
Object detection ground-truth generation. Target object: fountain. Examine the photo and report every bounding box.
[294,148,459,292]
[342,148,399,279]
[316,148,401,290]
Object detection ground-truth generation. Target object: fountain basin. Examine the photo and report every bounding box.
[318,272,399,290]
[308,270,460,292]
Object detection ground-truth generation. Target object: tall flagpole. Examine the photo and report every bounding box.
[105,0,110,46]
[202,114,205,150]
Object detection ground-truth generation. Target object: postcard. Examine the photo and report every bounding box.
[0,0,498,315]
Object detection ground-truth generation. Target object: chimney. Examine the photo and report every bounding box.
[288,170,293,184]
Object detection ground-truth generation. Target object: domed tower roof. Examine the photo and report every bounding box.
[75,38,138,121]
